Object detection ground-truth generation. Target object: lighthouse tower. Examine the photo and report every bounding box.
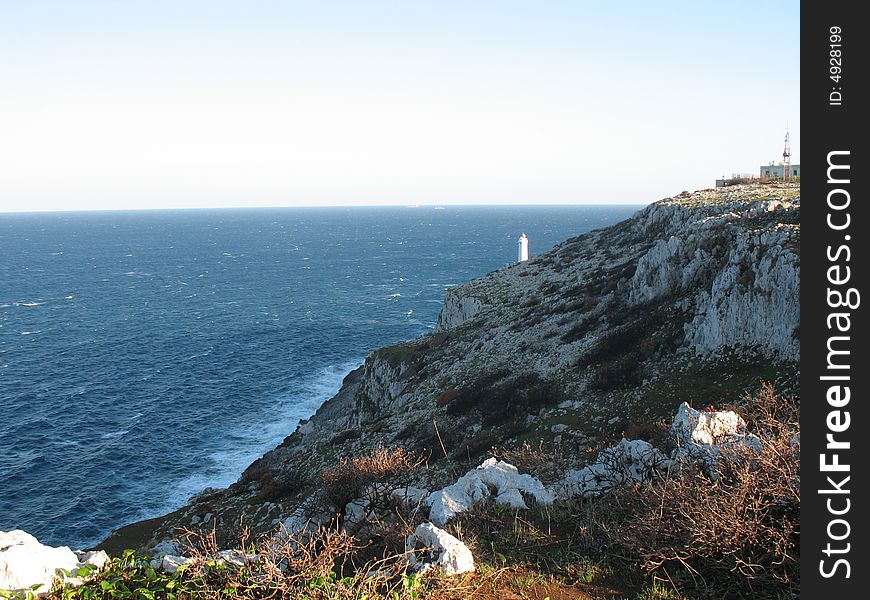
[518,233,529,263]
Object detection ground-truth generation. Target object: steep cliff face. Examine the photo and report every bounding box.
[436,290,485,330]
[626,197,800,359]
[100,182,800,554]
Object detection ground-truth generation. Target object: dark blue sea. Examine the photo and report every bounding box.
[0,205,639,548]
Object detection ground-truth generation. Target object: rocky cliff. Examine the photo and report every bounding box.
[100,182,800,554]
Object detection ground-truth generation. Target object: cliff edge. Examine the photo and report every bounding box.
[100,182,800,556]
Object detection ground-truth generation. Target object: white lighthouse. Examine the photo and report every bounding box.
[518,233,529,263]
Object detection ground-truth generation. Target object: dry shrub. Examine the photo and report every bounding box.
[264,525,362,585]
[174,519,419,599]
[445,371,563,426]
[319,447,429,571]
[623,419,671,447]
[321,446,424,511]
[494,441,565,484]
[587,384,800,598]
[435,387,459,407]
[257,469,306,502]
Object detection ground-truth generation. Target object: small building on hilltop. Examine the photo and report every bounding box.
[760,163,800,179]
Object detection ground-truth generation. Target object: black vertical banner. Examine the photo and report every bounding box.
[802,1,867,597]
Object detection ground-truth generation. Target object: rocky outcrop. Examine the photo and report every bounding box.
[0,530,108,596]
[558,439,670,498]
[406,523,475,575]
[670,402,762,476]
[684,225,799,359]
[425,458,554,525]
[627,197,800,360]
[436,290,485,330]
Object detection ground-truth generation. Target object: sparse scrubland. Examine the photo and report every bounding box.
[43,384,799,599]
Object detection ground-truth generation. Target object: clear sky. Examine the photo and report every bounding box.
[0,1,799,212]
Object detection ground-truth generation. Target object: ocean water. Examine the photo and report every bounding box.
[0,205,639,548]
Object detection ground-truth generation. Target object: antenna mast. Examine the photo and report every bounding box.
[782,129,791,180]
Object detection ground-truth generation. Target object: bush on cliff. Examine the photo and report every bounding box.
[444,371,563,426]
[581,384,800,598]
[321,446,424,511]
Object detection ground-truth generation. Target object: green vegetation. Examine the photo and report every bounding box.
[374,344,422,368]
[444,371,563,426]
[49,552,187,599]
[50,536,430,600]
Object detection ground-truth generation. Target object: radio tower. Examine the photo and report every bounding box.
[782,129,791,181]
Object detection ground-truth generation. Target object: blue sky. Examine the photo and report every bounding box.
[0,1,800,211]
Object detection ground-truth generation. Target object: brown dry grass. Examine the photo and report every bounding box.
[321,446,425,510]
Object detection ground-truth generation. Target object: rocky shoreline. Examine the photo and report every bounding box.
[3,182,801,597]
[103,182,799,552]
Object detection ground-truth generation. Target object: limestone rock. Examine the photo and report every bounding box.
[150,540,180,559]
[426,458,553,525]
[0,530,79,595]
[390,486,429,505]
[216,550,259,567]
[75,550,110,570]
[343,498,369,527]
[671,402,746,446]
[406,523,475,575]
[149,555,193,573]
[558,438,670,498]
[273,493,333,546]
[437,291,485,330]
[627,196,800,361]
[684,227,799,360]
[669,402,762,476]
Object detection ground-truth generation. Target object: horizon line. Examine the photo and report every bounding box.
[0,201,651,216]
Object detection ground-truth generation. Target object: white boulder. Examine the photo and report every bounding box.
[390,486,429,505]
[148,555,189,574]
[343,498,369,527]
[76,550,110,570]
[149,540,180,559]
[216,550,258,567]
[671,402,747,446]
[426,458,554,525]
[0,530,80,595]
[406,523,474,575]
[670,402,762,475]
[344,485,429,530]
[558,438,670,498]
[271,493,334,549]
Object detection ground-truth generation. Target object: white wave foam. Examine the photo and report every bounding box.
[166,359,362,511]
